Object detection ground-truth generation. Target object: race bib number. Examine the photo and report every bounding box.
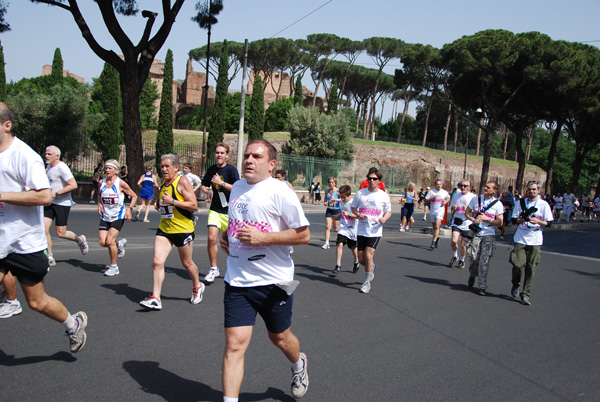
[101,194,118,205]
[159,201,174,219]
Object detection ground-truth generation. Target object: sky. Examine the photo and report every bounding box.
[2,0,599,120]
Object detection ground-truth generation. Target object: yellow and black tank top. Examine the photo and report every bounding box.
[158,174,194,234]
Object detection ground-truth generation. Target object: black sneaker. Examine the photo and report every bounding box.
[333,265,341,274]
[448,257,457,268]
[435,239,440,248]
[429,241,436,250]
[352,261,360,273]
[478,288,486,296]
[511,287,519,298]
[468,276,475,287]
[457,260,465,269]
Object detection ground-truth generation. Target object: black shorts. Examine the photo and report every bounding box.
[452,226,470,237]
[357,235,381,251]
[156,228,195,248]
[224,283,293,334]
[336,234,357,249]
[0,250,49,286]
[99,219,125,232]
[44,204,71,226]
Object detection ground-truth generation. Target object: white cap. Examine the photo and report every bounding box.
[427,186,430,189]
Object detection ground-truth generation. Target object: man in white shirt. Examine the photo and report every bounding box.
[351,168,392,294]
[219,139,310,401]
[509,181,553,305]
[449,181,476,268]
[43,146,89,266]
[465,181,504,296]
[182,163,201,196]
[562,189,577,223]
[425,180,451,250]
[0,102,87,351]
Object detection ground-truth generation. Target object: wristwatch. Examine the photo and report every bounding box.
[55,192,60,197]
[171,200,175,206]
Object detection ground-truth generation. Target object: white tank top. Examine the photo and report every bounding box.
[100,177,125,222]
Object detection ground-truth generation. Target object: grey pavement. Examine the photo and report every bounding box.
[1,201,599,401]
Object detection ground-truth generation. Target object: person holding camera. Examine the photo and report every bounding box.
[509,181,553,305]
[464,181,504,296]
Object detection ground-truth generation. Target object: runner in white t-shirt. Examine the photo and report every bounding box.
[331,185,359,274]
[219,139,310,400]
[509,181,554,305]
[43,146,89,266]
[425,180,451,250]
[465,181,504,296]
[0,102,87,351]
[562,189,577,223]
[448,181,476,268]
[351,168,392,294]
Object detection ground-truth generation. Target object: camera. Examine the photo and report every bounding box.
[519,207,538,222]
[464,223,483,240]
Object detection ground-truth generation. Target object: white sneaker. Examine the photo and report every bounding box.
[0,300,22,319]
[399,227,405,232]
[204,268,220,283]
[140,296,162,310]
[321,243,330,249]
[190,283,205,304]
[117,239,127,258]
[359,281,371,294]
[78,235,89,255]
[48,254,56,267]
[104,265,120,276]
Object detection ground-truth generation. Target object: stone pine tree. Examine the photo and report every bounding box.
[294,76,303,106]
[91,62,121,161]
[327,83,339,115]
[0,40,5,101]
[50,48,64,86]
[208,39,229,152]
[248,75,264,139]
[155,49,174,170]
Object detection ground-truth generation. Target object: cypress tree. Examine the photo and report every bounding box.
[0,41,5,101]
[156,49,174,170]
[208,39,229,151]
[50,48,64,86]
[293,76,303,106]
[327,83,339,115]
[248,75,264,139]
[91,62,121,160]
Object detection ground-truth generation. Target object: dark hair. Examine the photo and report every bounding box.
[247,139,277,161]
[366,168,382,180]
[275,170,286,177]
[0,102,15,126]
[339,184,352,196]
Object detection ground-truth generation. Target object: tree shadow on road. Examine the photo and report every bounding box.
[395,255,447,268]
[565,269,600,281]
[404,275,516,302]
[0,350,76,366]
[123,360,294,402]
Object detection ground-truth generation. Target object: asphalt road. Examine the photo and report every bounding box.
[2,202,599,401]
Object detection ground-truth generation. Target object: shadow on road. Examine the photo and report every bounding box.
[0,350,76,366]
[123,360,294,402]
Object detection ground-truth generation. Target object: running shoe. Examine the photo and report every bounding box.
[435,239,440,248]
[521,295,531,306]
[78,235,89,255]
[291,352,309,399]
[321,243,330,249]
[104,265,120,277]
[352,261,360,273]
[117,239,127,258]
[333,265,341,274]
[134,210,140,221]
[143,218,150,223]
[140,296,162,310]
[89,200,95,204]
[193,215,199,226]
[190,283,205,304]
[48,254,56,267]
[448,257,457,268]
[67,311,88,353]
[457,260,465,269]
[511,287,519,298]
[478,288,486,296]
[204,268,220,283]
[399,227,405,232]
[429,241,436,250]
[290,246,294,254]
[0,300,22,319]
[359,281,371,294]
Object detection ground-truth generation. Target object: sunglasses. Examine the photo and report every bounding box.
[460,184,470,188]
[527,181,539,185]
[367,177,379,181]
